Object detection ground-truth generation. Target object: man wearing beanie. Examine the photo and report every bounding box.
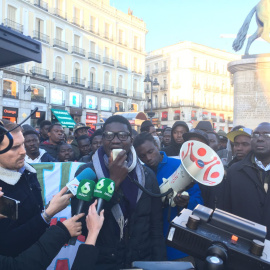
[162,121,189,156]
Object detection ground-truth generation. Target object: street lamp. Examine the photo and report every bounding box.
[144,74,159,123]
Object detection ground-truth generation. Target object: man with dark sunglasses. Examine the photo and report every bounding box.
[224,122,270,240]
[71,115,166,270]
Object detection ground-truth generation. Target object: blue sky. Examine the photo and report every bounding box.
[111,0,270,55]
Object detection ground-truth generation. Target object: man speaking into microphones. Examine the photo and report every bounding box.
[71,115,166,270]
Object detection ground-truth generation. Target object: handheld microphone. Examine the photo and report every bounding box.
[66,168,96,195]
[69,178,95,245]
[94,178,115,214]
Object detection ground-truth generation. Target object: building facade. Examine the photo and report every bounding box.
[0,0,147,128]
[144,41,239,132]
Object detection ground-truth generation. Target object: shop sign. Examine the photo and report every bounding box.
[3,107,18,117]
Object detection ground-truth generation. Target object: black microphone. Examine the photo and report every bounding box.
[93,178,115,215]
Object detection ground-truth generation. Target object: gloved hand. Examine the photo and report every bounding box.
[173,191,190,208]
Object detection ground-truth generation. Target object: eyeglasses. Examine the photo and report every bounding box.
[251,133,270,139]
[103,131,131,141]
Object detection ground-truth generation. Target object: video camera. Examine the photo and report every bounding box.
[167,205,270,270]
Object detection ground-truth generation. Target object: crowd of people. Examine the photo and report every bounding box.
[0,115,269,270]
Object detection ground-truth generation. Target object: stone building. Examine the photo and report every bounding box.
[144,41,240,132]
[0,0,147,128]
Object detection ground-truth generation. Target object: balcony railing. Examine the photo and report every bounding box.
[103,57,114,66]
[117,62,128,70]
[87,25,99,35]
[52,8,67,20]
[144,89,150,93]
[72,17,82,27]
[102,84,114,94]
[71,77,85,87]
[71,46,85,57]
[51,100,65,106]
[88,52,101,62]
[116,88,127,96]
[115,107,125,112]
[4,19,23,34]
[160,103,168,108]
[103,32,113,41]
[88,82,100,91]
[4,65,25,73]
[132,68,142,74]
[133,92,142,99]
[31,95,46,103]
[220,119,225,123]
[191,116,197,120]
[152,69,159,74]
[3,90,19,99]
[33,31,50,44]
[53,39,68,51]
[118,39,127,46]
[101,107,111,112]
[31,67,49,78]
[152,87,159,93]
[171,102,180,108]
[53,72,68,83]
[160,84,168,91]
[161,67,168,72]
[133,46,141,51]
[34,0,48,11]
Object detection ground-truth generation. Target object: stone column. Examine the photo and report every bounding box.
[228,56,270,129]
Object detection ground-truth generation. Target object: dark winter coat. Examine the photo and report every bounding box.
[0,222,70,270]
[40,152,57,162]
[71,162,167,270]
[0,164,49,257]
[224,152,270,239]
[162,121,189,157]
[71,139,81,160]
[39,141,60,159]
[78,152,94,163]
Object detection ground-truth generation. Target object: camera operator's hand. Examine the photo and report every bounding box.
[173,191,190,208]
[46,186,73,217]
[63,213,84,237]
[108,150,128,189]
[85,200,105,246]
[0,187,7,219]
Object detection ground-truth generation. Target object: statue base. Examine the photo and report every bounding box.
[228,55,270,129]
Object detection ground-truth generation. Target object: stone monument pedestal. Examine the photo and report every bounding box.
[228,55,270,129]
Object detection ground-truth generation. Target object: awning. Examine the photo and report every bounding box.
[51,109,76,128]
[0,25,41,68]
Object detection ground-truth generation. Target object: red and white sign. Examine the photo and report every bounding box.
[86,112,97,124]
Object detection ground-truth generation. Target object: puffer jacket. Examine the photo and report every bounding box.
[71,162,167,270]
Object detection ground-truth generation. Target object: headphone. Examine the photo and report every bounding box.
[0,107,39,155]
[0,120,14,154]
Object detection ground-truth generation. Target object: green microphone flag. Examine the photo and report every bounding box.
[76,179,96,201]
[94,178,115,201]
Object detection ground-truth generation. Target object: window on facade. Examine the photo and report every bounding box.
[119,29,123,43]
[36,18,44,34]
[86,95,97,110]
[74,7,80,25]
[118,52,123,64]
[69,92,81,107]
[74,62,80,79]
[162,111,168,121]
[7,5,16,21]
[193,57,197,68]
[56,27,62,40]
[90,41,96,53]
[90,67,96,83]
[130,103,138,112]
[74,35,80,47]
[55,57,62,74]
[100,98,111,111]
[51,89,64,105]
[115,101,124,112]
[105,47,109,57]
[31,84,46,102]
[3,79,18,98]
[105,23,110,38]
[104,71,110,85]
[154,95,158,106]
[174,110,180,120]
[56,0,63,9]
[133,79,138,92]
[164,94,167,104]
[118,75,123,89]
[90,16,96,31]
[134,36,138,49]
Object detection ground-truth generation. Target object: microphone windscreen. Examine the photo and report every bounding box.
[77,168,96,182]
[94,178,115,201]
[76,179,95,202]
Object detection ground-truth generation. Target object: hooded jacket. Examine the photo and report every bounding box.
[162,121,189,156]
